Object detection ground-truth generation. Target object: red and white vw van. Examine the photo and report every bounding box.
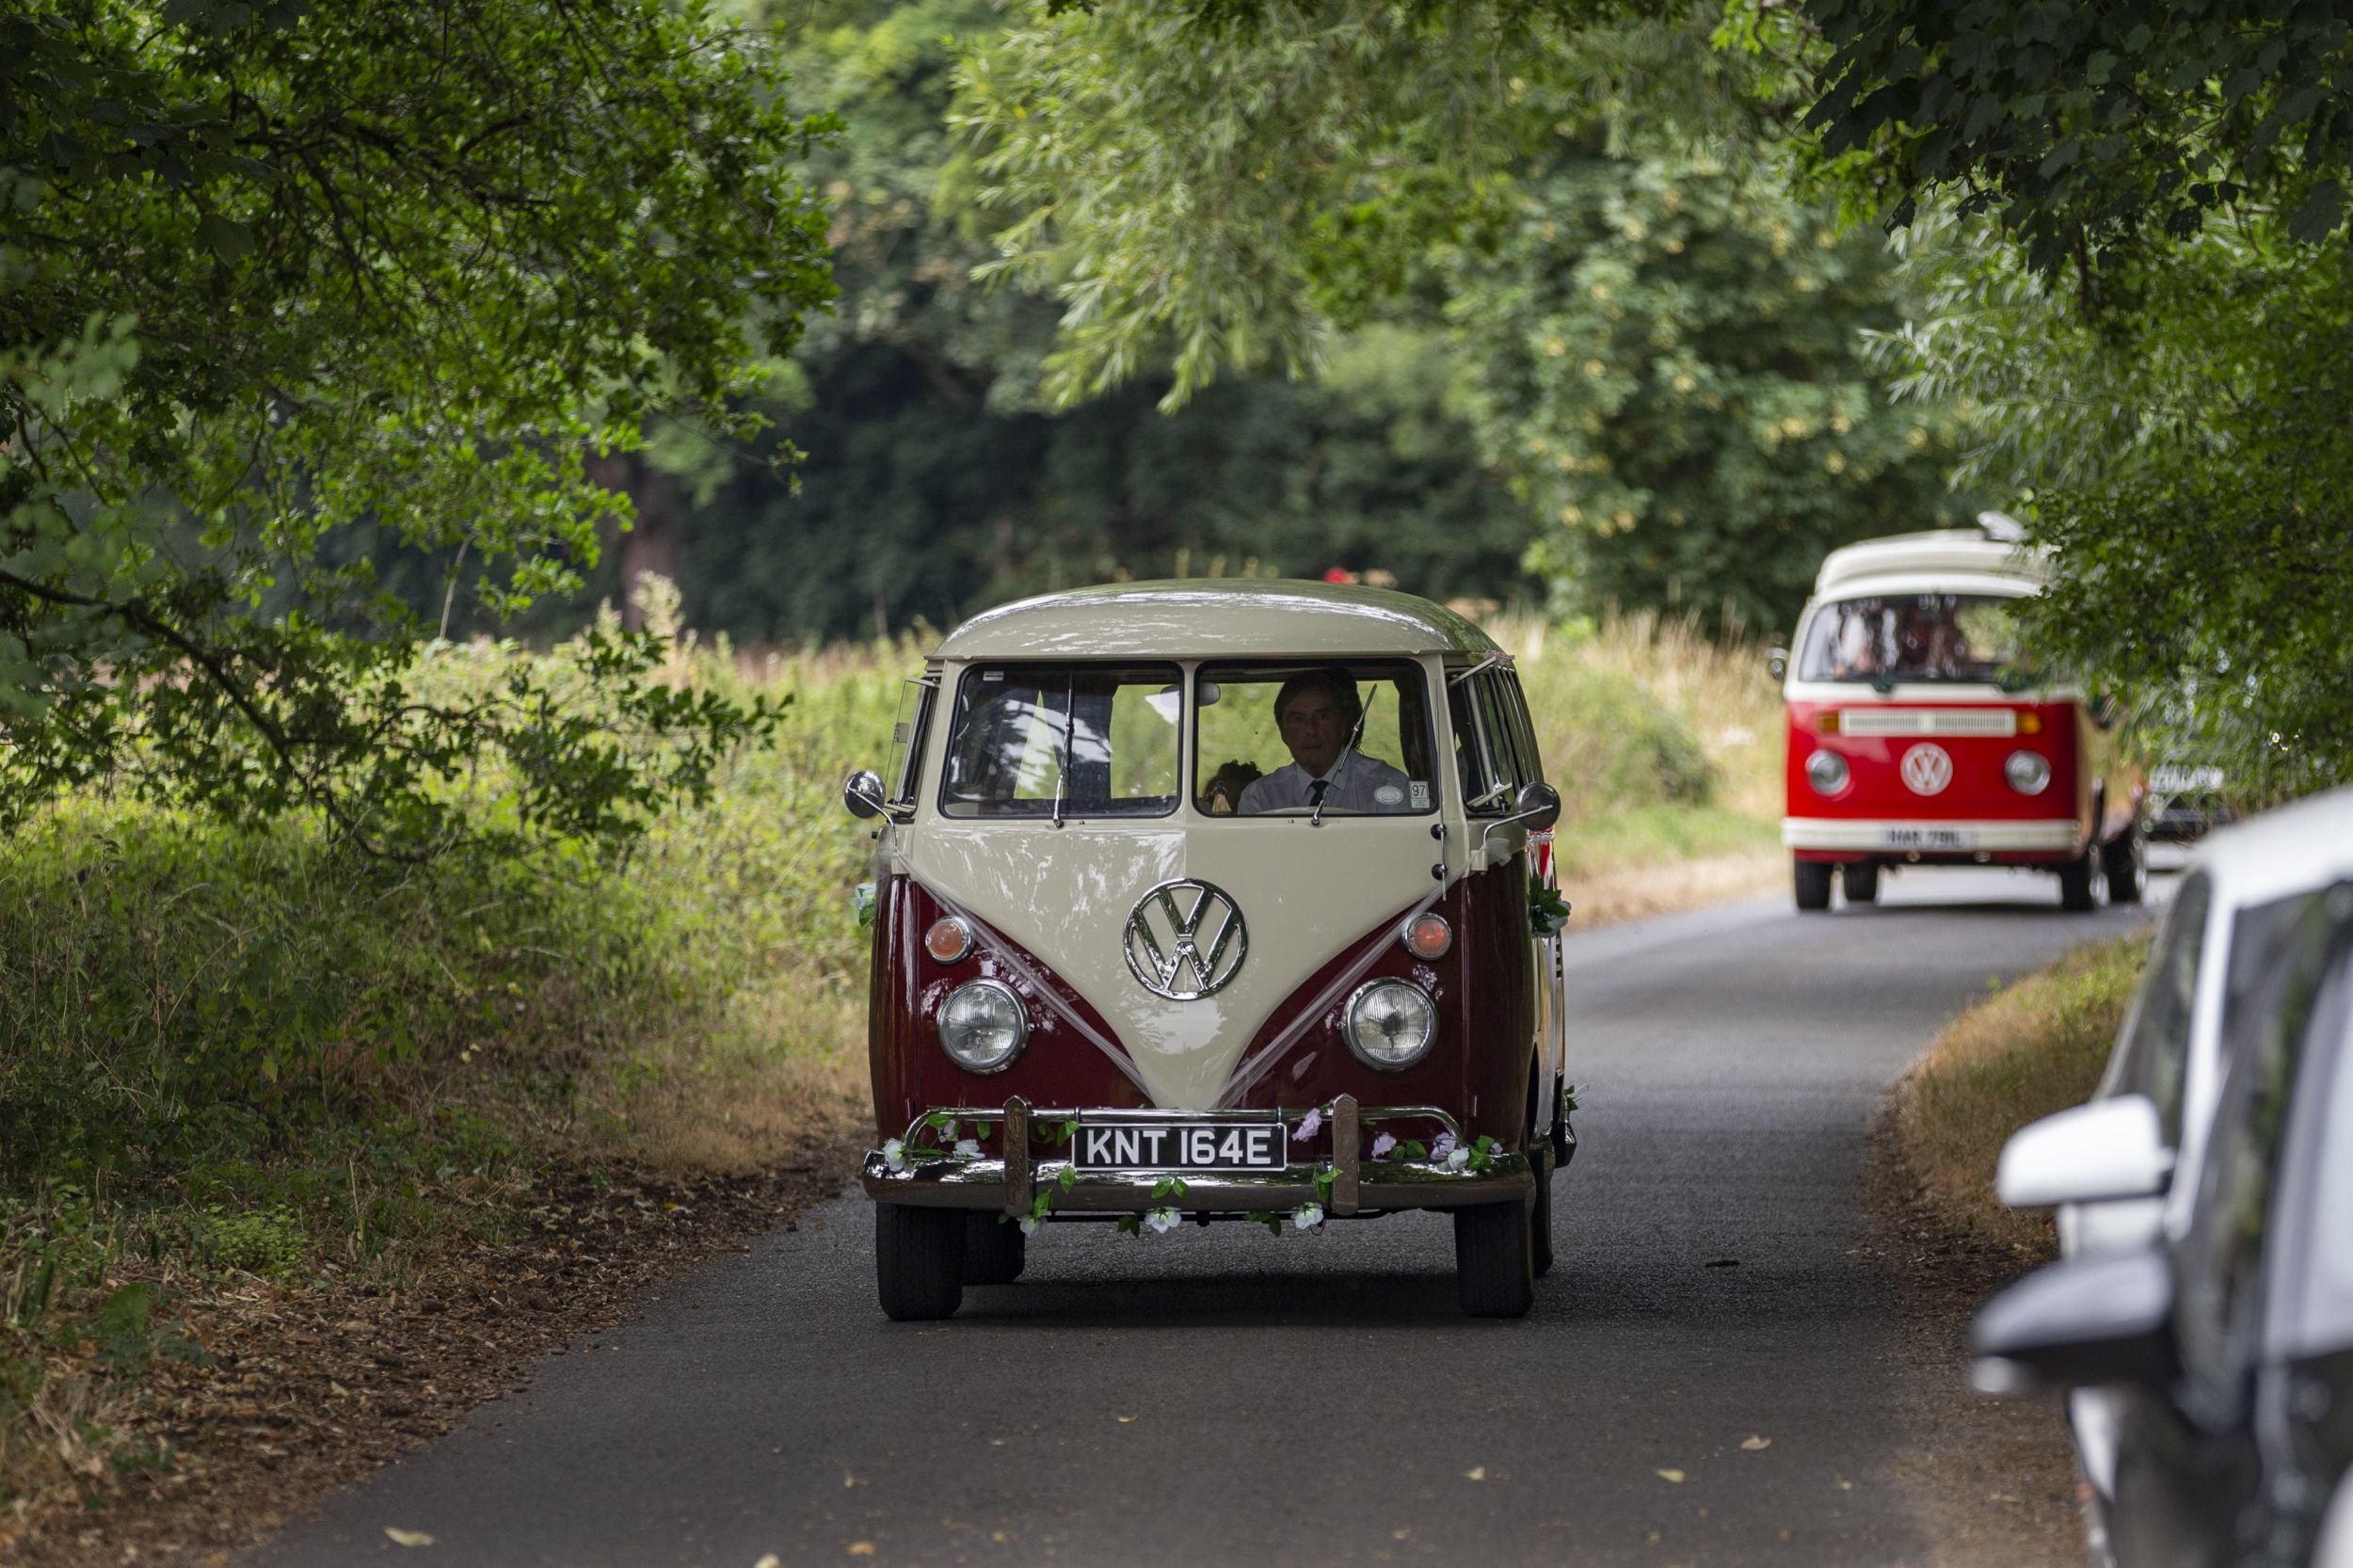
[1779,520,2144,912]
[842,582,1573,1320]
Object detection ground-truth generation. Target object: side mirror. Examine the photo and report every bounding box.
[1971,1249,2178,1396]
[1512,781,1562,832]
[1996,1094,2173,1208]
[1478,781,1561,863]
[842,768,888,821]
[1767,647,1789,681]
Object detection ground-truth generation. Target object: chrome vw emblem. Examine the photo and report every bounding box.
[1901,742,1954,796]
[1123,879,1248,1000]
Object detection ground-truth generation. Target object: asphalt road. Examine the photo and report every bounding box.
[251,866,2161,1568]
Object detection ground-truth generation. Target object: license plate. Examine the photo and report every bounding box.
[1881,826,1977,851]
[1072,1118,1288,1173]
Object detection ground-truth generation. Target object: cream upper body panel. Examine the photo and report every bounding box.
[936,580,1500,661]
[1811,531,2049,599]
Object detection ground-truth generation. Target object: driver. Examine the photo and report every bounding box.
[1239,669,1414,814]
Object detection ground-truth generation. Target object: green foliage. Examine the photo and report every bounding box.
[1517,660,1717,811]
[1878,214,2353,793]
[0,0,834,849]
[1803,0,2353,280]
[952,0,1968,632]
[606,0,1545,641]
[1450,148,1977,629]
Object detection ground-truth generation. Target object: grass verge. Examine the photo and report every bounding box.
[1883,932,2154,1261]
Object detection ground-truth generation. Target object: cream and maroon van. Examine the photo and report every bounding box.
[842,582,1572,1320]
[1778,520,2145,912]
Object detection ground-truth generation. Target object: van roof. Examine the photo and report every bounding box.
[1813,528,2050,600]
[935,580,1504,661]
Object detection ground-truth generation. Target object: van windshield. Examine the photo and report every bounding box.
[1797,593,2033,686]
[939,664,1182,819]
[1193,662,1436,816]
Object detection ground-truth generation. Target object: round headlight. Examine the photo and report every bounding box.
[937,979,1028,1073]
[1805,748,1850,796]
[1345,979,1437,1070]
[2005,749,2052,795]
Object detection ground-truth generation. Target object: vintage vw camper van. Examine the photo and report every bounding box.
[842,582,1572,1320]
[1779,520,2144,912]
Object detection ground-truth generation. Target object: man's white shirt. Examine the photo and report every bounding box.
[1238,752,1416,814]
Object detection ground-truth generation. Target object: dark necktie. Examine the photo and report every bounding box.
[1307,779,1329,806]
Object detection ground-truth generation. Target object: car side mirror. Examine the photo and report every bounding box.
[1971,1248,2178,1396]
[1767,647,1789,681]
[1996,1094,2173,1208]
[842,768,888,821]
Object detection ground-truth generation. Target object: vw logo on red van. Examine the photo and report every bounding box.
[1124,879,1248,1000]
[1900,742,1955,796]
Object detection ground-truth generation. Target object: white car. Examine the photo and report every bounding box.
[1995,784,2353,1560]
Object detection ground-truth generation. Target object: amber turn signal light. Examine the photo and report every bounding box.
[924,917,974,964]
[1817,711,1842,734]
[2017,711,2043,734]
[1402,912,1453,960]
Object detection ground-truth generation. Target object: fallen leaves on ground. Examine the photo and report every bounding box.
[5,1128,870,1568]
[1656,1468,1687,1483]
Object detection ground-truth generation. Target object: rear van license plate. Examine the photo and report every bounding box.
[1881,826,1977,850]
[1073,1119,1287,1172]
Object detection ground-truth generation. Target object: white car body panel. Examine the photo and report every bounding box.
[2048,785,2353,1501]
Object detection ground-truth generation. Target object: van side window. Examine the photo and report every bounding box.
[1495,672,1545,786]
[886,676,937,811]
[1449,666,1535,812]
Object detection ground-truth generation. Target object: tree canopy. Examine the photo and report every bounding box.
[1,0,835,849]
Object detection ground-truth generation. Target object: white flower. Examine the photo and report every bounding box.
[883,1138,907,1172]
[1018,1215,1040,1236]
[1431,1131,1457,1161]
[1144,1207,1181,1235]
[953,1139,981,1159]
[1445,1146,1471,1170]
[1370,1132,1398,1160]
[1292,1107,1322,1142]
[1291,1203,1323,1230]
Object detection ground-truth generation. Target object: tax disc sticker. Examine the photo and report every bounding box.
[1409,781,1431,808]
[1375,784,1405,806]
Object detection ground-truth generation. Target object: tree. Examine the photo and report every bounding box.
[952,0,1969,629]
[0,0,836,850]
[1447,145,1974,629]
[1801,0,2353,282]
[1879,214,2353,792]
[536,0,1547,643]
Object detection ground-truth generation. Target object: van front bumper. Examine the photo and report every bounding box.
[859,1096,1545,1217]
[1782,816,2083,855]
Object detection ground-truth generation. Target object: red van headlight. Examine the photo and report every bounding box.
[1804,749,1850,796]
[2005,750,2052,795]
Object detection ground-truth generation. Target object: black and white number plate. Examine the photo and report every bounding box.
[1881,825,1977,851]
[1072,1117,1288,1173]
